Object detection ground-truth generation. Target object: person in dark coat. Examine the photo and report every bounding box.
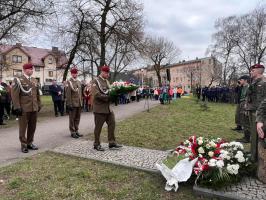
[49,79,63,117]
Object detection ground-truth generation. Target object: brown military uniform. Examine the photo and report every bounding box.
[246,77,266,162]
[66,77,82,134]
[256,98,266,183]
[91,76,115,146]
[11,75,41,147]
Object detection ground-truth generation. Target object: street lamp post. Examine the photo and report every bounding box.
[141,68,144,88]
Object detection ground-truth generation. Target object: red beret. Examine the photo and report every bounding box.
[70,67,78,74]
[101,65,110,73]
[250,64,264,70]
[23,63,33,70]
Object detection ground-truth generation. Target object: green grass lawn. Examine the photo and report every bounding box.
[0,97,237,199]
[0,152,207,200]
[87,97,239,150]
[0,95,54,129]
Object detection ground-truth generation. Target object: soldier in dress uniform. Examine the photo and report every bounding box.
[246,64,266,162]
[11,63,42,153]
[256,97,266,183]
[91,65,122,151]
[66,67,83,139]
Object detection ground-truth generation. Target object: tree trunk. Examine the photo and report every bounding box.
[99,0,111,75]
[63,12,85,81]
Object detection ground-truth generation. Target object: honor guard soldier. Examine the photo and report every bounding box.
[11,63,42,153]
[246,64,266,162]
[91,65,122,151]
[256,97,266,183]
[66,66,83,138]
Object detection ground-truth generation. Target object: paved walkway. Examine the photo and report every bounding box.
[0,100,158,166]
[194,177,266,200]
[53,140,168,172]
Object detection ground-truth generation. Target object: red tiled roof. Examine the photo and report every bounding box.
[0,44,68,68]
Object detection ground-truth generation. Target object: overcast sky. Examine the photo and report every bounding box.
[24,0,265,63]
[142,0,265,60]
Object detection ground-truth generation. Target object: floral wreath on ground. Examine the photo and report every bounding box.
[166,136,255,188]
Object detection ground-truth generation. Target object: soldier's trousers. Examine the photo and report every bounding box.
[0,103,4,124]
[257,139,266,183]
[235,104,241,126]
[93,112,115,146]
[249,111,258,162]
[239,102,250,141]
[69,107,81,133]
[19,111,37,147]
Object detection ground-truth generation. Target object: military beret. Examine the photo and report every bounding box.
[23,63,33,70]
[250,64,264,70]
[238,75,250,80]
[70,67,78,74]
[101,65,110,73]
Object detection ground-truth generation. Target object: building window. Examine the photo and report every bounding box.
[48,71,53,77]
[12,55,22,63]
[35,66,40,72]
[13,69,22,77]
[48,57,53,64]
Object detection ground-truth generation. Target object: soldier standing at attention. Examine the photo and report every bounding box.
[11,63,42,153]
[236,75,250,143]
[66,67,83,139]
[256,97,266,183]
[246,64,266,162]
[91,65,122,151]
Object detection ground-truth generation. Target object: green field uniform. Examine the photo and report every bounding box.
[246,77,266,162]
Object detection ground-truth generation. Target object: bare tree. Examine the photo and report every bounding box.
[0,0,54,42]
[208,16,238,86]
[208,4,266,85]
[142,36,180,87]
[57,0,144,80]
[83,0,144,75]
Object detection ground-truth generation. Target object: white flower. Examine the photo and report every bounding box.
[216,160,224,168]
[235,151,245,163]
[209,141,216,148]
[208,159,217,167]
[220,143,229,148]
[198,147,205,154]
[198,140,203,145]
[184,140,190,145]
[226,164,239,175]
[237,156,245,163]
[198,154,203,158]
[206,144,211,149]
[208,151,214,157]
[197,137,203,141]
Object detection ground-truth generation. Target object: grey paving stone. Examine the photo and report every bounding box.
[52,140,168,172]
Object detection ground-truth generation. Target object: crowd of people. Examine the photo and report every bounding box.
[193,85,241,104]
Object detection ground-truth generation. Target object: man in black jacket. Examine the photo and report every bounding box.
[49,79,63,117]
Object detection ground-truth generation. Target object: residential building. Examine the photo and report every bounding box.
[0,43,68,86]
[133,57,222,92]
